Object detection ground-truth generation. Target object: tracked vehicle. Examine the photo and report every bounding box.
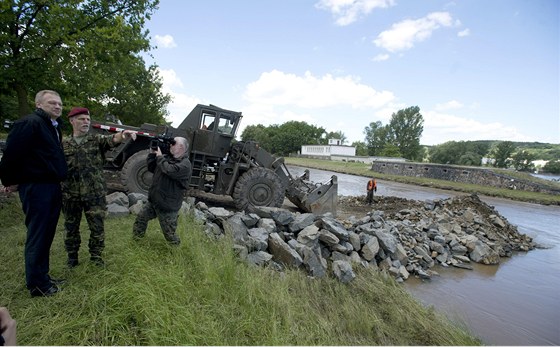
[90,104,338,215]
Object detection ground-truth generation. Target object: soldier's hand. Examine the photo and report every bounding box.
[122,130,137,141]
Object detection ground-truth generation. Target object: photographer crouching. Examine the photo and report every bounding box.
[132,136,192,245]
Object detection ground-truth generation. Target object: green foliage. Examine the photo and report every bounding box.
[491,141,516,168]
[388,106,424,160]
[363,120,389,156]
[0,0,168,126]
[241,121,325,156]
[429,141,488,166]
[0,196,480,346]
[458,152,482,166]
[543,160,560,174]
[320,130,347,145]
[379,143,402,157]
[511,150,536,172]
[363,106,424,160]
[351,141,368,156]
[240,124,269,143]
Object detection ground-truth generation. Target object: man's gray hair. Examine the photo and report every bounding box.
[35,90,60,103]
[175,137,189,152]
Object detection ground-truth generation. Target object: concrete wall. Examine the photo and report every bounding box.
[371,161,560,195]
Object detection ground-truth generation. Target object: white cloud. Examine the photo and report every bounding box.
[435,100,463,111]
[156,68,204,126]
[372,53,390,61]
[237,70,398,143]
[243,69,395,109]
[458,28,470,37]
[158,68,184,89]
[315,0,395,26]
[421,110,533,145]
[154,34,177,48]
[374,12,456,52]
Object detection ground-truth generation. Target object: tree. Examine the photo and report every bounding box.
[240,124,269,144]
[492,141,516,168]
[351,141,368,156]
[512,150,536,172]
[429,141,465,164]
[241,121,325,156]
[543,160,560,174]
[363,121,389,156]
[458,152,482,166]
[388,106,424,161]
[270,121,325,156]
[379,143,402,157]
[321,130,346,145]
[0,0,168,125]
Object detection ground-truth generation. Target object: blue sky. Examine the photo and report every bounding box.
[143,0,559,146]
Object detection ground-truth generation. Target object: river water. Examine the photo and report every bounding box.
[287,165,560,346]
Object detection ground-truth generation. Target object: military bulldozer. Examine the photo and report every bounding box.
[90,104,338,215]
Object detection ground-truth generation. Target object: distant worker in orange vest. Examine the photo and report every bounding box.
[366,178,377,204]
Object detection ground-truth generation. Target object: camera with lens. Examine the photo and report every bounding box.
[149,133,176,155]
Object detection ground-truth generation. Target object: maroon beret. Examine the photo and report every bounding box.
[68,107,90,118]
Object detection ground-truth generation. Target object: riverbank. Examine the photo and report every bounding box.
[285,157,560,205]
[0,194,481,345]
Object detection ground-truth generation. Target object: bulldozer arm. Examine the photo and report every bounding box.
[285,170,338,216]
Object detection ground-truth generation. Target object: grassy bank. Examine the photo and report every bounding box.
[285,157,560,205]
[0,196,480,345]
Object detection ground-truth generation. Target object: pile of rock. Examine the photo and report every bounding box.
[106,192,536,283]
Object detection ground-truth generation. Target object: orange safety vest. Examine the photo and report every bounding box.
[367,179,377,191]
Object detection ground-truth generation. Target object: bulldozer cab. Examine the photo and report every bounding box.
[179,105,242,160]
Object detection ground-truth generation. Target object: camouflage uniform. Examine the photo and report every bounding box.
[133,201,181,244]
[133,152,191,244]
[62,133,116,261]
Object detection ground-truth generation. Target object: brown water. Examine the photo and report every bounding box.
[287,165,560,345]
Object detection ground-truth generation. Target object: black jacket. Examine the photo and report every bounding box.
[147,153,192,211]
[0,109,67,186]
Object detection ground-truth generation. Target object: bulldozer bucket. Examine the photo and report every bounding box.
[285,172,338,216]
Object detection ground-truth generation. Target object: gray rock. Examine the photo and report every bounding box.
[208,207,234,219]
[128,192,147,206]
[332,260,356,283]
[318,217,349,241]
[268,233,303,268]
[246,251,273,266]
[469,240,500,265]
[302,246,327,278]
[106,192,129,207]
[318,229,339,246]
[288,213,315,232]
[107,203,130,217]
[296,224,320,248]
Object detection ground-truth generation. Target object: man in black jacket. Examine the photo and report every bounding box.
[132,137,191,245]
[0,90,68,297]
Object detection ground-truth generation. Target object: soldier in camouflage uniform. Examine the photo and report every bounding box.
[133,137,191,245]
[62,107,137,267]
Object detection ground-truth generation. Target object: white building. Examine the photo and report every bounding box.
[301,139,356,157]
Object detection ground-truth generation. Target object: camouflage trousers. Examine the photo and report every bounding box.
[62,196,106,258]
[132,200,180,245]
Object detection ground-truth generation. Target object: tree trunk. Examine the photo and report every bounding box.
[15,83,31,118]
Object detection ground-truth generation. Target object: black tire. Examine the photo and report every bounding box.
[233,167,284,211]
[121,149,152,195]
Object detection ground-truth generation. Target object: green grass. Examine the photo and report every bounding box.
[285,157,560,205]
[0,196,480,345]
